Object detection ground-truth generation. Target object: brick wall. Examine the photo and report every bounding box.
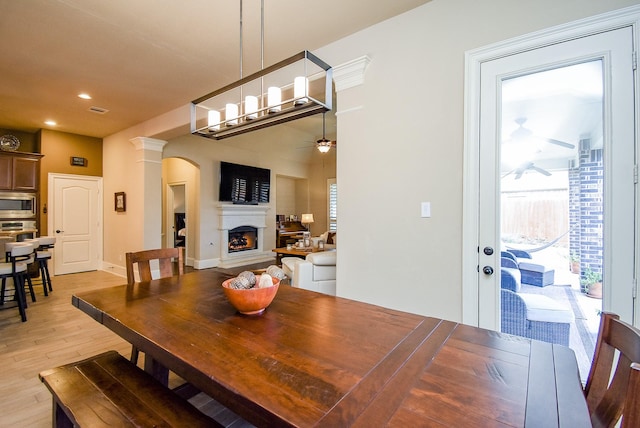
[569,142,603,277]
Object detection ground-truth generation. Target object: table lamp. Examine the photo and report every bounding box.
[301,213,314,232]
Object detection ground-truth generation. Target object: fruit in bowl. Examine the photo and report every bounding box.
[221,272,280,315]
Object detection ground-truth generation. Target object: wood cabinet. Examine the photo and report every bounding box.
[0,151,42,191]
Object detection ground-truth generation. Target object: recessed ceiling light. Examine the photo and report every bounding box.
[78,93,92,100]
[44,120,57,126]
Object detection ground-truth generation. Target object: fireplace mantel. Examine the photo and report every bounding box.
[217,204,269,230]
[217,204,273,268]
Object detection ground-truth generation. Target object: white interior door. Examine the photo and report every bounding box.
[476,27,635,328]
[49,174,102,275]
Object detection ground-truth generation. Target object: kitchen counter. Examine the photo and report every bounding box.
[0,228,38,239]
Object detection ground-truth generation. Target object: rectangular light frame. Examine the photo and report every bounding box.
[191,51,332,140]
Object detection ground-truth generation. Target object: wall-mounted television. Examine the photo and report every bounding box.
[219,161,270,204]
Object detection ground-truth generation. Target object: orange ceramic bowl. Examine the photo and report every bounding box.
[221,276,280,315]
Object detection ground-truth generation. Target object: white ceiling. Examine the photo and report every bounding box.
[0,0,432,139]
[500,60,603,177]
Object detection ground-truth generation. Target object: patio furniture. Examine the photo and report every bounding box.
[503,249,555,287]
[519,261,555,287]
[501,268,573,346]
[506,248,532,259]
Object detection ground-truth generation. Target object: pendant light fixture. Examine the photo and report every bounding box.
[316,112,333,153]
[191,0,332,140]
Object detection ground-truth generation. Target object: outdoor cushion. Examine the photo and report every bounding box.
[518,293,574,324]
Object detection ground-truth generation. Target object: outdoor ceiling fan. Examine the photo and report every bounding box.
[502,161,552,179]
[506,117,576,149]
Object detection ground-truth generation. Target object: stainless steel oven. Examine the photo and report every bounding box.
[0,192,37,219]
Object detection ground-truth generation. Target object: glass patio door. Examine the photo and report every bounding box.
[477,25,636,343]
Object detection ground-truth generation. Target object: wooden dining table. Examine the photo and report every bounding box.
[72,270,590,427]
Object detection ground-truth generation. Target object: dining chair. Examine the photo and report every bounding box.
[0,242,35,322]
[4,241,36,302]
[125,247,183,285]
[125,247,184,363]
[584,312,640,427]
[24,237,56,296]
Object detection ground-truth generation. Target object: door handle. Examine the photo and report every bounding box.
[55,229,64,234]
[482,266,494,275]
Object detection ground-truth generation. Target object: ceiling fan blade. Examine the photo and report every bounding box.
[544,137,575,149]
[531,165,552,176]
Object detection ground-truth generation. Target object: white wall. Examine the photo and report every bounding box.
[102,0,638,320]
[276,176,297,217]
[311,0,639,321]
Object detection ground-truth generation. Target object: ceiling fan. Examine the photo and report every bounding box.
[296,113,336,153]
[502,161,552,179]
[506,117,576,149]
[315,113,336,153]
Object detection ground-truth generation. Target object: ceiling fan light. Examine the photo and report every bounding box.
[316,138,332,153]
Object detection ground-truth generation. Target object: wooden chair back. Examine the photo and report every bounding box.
[584,312,640,427]
[125,247,183,285]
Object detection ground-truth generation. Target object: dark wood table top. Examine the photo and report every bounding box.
[73,270,589,427]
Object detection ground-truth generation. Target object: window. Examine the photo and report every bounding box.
[328,178,337,231]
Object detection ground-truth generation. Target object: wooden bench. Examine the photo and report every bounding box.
[39,350,221,428]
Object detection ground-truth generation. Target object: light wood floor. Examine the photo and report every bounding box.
[0,268,262,427]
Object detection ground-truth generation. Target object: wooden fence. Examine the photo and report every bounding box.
[501,189,569,247]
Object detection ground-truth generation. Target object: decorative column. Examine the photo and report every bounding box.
[130,137,168,250]
[331,56,371,296]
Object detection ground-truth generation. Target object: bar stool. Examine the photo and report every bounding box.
[4,242,36,302]
[0,242,34,322]
[25,237,55,295]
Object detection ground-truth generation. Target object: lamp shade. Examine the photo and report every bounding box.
[225,103,239,126]
[245,96,258,120]
[267,87,282,113]
[301,213,314,224]
[294,76,309,105]
[207,110,220,131]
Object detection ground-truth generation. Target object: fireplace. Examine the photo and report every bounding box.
[218,204,273,268]
[228,226,258,253]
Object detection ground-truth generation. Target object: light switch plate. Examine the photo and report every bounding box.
[421,202,431,218]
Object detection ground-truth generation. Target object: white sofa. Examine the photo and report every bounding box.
[281,250,336,295]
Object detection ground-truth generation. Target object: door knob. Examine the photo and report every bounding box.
[483,247,494,255]
[482,266,494,275]
[55,229,63,234]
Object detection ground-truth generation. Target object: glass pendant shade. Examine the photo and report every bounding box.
[208,110,221,131]
[294,76,309,105]
[245,96,258,120]
[267,87,282,113]
[226,103,239,126]
[316,139,332,153]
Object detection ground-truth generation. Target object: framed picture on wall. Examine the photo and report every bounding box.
[115,192,126,212]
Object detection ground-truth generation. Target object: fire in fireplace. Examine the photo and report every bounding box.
[228,226,258,253]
